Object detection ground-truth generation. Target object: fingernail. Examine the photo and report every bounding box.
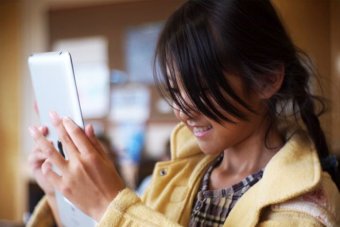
[28,126,38,137]
[49,111,60,125]
[63,117,75,131]
[88,124,94,134]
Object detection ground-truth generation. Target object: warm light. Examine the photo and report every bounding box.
[337,56,340,76]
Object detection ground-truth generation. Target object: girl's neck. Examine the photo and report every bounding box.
[220,124,283,176]
[209,124,283,190]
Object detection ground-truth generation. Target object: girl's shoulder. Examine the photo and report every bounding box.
[269,172,339,227]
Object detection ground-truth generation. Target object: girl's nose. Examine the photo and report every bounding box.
[179,108,190,121]
[172,90,199,121]
[173,101,199,122]
[173,102,190,122]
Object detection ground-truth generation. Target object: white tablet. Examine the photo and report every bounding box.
[28,51,96,227]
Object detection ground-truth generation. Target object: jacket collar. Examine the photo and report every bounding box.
[170,123,204,160]
[171,124,321,226]
[225,130,321,226]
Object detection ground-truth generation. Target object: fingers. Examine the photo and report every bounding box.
[62,117,95,155]
[29,126,50,149]
[29,128,49,170]
[38,126,48,136]
[29,126,67,172]
[49,112,79,159]
[85,124,95,138]
[85,124,106,158]
[28,148,47,170]
[41,160,62,187]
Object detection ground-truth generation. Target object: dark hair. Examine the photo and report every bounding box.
[153,0,339,188]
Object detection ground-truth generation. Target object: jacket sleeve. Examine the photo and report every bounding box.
[26,197,56,227]
[97,188,183,227]
[258,209,326,227]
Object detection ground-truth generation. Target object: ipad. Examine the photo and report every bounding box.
[28,51,96,227]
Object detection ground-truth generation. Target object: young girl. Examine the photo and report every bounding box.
[28,0,339,226]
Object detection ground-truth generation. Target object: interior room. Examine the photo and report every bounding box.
[0,0,339,225]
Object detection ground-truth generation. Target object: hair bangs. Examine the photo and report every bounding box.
[154,0,253,123]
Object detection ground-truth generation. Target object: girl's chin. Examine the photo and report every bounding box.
[201,151,220,156]
[197,143,222,156]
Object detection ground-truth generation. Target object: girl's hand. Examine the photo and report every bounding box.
[28,112,125,221]
[28,126,55,196]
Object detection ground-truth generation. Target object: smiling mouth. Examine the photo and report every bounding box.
[192,125,212,137]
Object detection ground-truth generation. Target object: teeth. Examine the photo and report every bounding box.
[193,126,212,133]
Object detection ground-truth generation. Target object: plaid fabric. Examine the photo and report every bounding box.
[189,154,264,227]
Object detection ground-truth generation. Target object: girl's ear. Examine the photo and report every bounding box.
[258,64,284,99]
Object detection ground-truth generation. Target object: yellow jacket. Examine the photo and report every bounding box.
[28,123,339,227]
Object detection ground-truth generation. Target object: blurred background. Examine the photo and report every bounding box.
[0,0,339,225]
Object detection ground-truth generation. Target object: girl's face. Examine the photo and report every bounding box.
[172,75,267,155]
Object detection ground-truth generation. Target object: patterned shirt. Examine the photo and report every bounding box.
[189,155,264,227]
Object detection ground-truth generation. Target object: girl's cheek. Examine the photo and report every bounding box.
[172,103,181,120]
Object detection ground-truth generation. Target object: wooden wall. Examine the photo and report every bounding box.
[273,0,339,154]
[48,0,185,73]
[0,1,23,221]
[330,0,340,152]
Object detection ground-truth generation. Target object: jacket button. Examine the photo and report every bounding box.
[159,169,167,176]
